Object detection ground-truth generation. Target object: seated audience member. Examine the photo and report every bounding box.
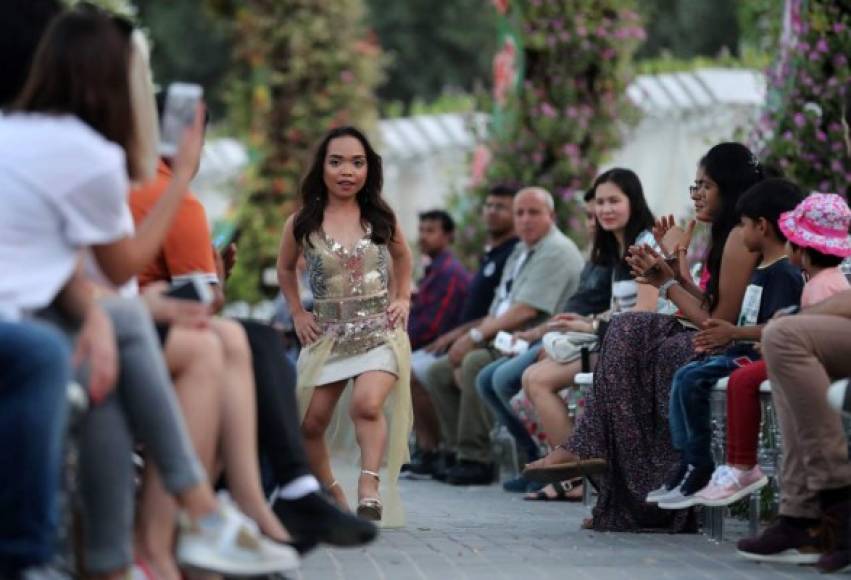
[471,184,609,495]
[513,168,662,496]
[426,187,584,485]
[130,100,378,552]
[405,210,470,467]
[522,143,763,532]
[0,320,71,579]
[1,5,299,577]
[648,178,804,509]
[404,185,518,477]
[736,95,851,572]
[696,193,851,509]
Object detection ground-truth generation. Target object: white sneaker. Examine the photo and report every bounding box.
[177,492,300,577]
[828,379,850,416]
[658,487,698,509]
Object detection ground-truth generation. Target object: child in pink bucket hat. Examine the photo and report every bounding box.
[779,193,851,305]
[692,192,851,510]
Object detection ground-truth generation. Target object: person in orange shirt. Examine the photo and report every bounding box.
[129,104,377,553]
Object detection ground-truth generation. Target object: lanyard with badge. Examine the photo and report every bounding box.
[494,249,532,317]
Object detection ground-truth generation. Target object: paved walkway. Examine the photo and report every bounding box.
[295,478,827,580]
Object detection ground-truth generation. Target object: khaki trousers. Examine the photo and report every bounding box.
[763,315,851,518]
[425,349,498,463]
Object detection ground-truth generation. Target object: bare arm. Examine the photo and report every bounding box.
[277,215,304,316]
[277,215,321,344]
[634,282,660,312]
[667,228,756,325]
[388,221,413,301]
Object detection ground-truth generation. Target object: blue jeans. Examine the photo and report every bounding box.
[475,344,543,460]
[670,350,754,467]
[0,320,71,574]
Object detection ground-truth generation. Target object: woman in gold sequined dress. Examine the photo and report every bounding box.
[277,127,413,526]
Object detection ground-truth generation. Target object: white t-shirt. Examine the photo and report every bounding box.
[0,114,133,320]
[610,230,676,315]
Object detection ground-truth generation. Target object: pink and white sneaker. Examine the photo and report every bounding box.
[694,465,768,507]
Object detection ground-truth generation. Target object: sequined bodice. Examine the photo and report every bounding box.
[303,225,392,355]
[304,226,390,301]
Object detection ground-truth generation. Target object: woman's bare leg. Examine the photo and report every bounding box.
[301,380,348,507]
[135,328,224,580]
[209,318,288,542]
[523,357,584,446]
[350,371,396,502]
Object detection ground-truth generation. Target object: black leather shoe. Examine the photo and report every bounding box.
[445,460,497,486]
[431,451,456,482]
[272,491,378,547]
[402,449,439,479]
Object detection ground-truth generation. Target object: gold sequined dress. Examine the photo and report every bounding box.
[295,225,412,527]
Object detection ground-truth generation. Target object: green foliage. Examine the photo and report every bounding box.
[636,46,772,76]
[635,0,739,60]
[136,1,232,116]
[366,0,498,111]
[455,0,644,257]
[751,0,851,197]
[214,0,383,302]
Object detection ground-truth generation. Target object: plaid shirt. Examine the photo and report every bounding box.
[408,250,471,350]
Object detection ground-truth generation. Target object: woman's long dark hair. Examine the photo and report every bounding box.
[590,168,655,268]
[294,126,396,246]
[12,4,139,177]
[700,142,764,311]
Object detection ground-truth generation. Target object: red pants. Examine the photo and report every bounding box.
[726,360,767,466]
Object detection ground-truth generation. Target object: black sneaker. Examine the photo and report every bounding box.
[401,449,439,479]
[737,518,823,564]
[272,491,378,547]
[445,460,497,486]
[432,452,456,482]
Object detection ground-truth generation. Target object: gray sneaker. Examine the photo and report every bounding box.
[646,464,691,504]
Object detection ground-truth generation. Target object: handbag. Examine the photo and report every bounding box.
[541,331,599,364]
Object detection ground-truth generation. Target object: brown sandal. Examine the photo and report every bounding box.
[523,458,608,483]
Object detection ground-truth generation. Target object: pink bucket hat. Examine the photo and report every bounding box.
[778,193,851,258]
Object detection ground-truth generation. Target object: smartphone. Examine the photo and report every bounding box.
[159,82,203,157]
[165,274,213,305]
[212,222,241,251]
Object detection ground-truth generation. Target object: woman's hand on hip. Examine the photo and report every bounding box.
[294,309,321,346]
[388,298,411,329]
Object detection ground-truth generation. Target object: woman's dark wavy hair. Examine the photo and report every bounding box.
[700,142,765,311]
[294,126,395,246]
[590,167,655,268]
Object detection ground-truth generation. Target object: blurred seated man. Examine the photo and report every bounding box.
[405,210,470,472]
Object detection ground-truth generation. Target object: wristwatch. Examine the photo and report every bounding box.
[469,328,485,345]
[659,278,680,300]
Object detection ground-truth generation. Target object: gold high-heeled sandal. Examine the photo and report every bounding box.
[356,469,382,522]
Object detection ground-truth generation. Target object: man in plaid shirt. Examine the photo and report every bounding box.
[408,210,471,350]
